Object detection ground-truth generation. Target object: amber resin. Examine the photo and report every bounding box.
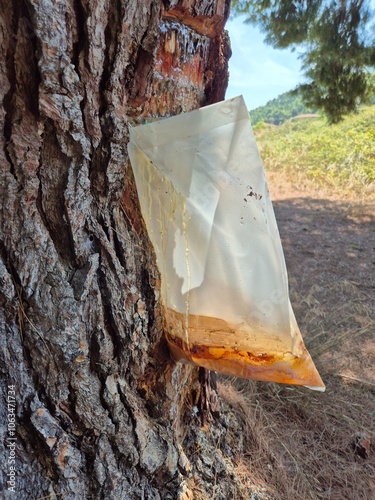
[164,308,325,389]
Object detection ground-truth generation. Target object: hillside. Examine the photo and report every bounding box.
[254,105,375,197]
[250,90,317,126]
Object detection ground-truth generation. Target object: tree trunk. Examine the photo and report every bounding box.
[0,1,258,498]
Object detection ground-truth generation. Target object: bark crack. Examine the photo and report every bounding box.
[36,124,77,265]
[72,0,93,149]
[19,2,41,119]
[97,263,124,364]
[110,213,128,272]
[72,0,86,76]
[3,3,18,182]
[89,140,110,201]
[99,0,122,117]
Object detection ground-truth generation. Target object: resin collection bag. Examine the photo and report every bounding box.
[128,96,324,390]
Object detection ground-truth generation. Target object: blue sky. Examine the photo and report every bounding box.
[225,15,304,110]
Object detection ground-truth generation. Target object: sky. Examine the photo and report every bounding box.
[225,15,304,111]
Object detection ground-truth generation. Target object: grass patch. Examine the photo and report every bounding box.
[219,375,374,500]
[218,277,375,499]
[254,107,375,198]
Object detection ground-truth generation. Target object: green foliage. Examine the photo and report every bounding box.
[250,90,317,125]
[231,0,375,123]
[232,0,322,47]
[254,105,375,193]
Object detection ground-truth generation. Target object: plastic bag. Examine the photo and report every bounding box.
[128,96,325,390]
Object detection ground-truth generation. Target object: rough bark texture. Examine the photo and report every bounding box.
[0,1,262,498]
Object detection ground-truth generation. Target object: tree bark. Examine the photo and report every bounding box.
[0,1,257,498]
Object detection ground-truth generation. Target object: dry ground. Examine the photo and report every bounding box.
[218,172,375,499]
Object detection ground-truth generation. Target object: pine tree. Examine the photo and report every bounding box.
[232,0,375,122]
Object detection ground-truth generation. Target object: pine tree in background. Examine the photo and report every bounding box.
[232,0,375,123]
